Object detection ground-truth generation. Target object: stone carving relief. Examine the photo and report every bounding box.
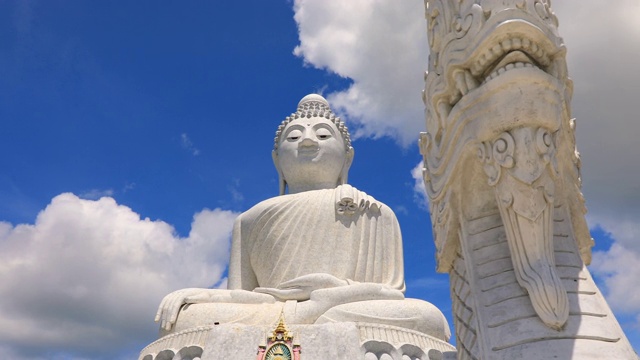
[421,0,637,358]
[421,0,580,283]
[478,127,568,329]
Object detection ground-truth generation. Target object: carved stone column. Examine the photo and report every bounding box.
[479,127,569,330]
[420,0,637,358]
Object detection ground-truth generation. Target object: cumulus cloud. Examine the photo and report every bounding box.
[552,2,640,338]
[411,161,428,210]
[590,239,640,345]
[79,188,115,200]
[552,1,640,227]
[591,243,640,315]
[293,0,429,145]
[0,194,238,359]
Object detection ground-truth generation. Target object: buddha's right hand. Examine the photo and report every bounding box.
[155,288,276,331]
[254,273,349,301]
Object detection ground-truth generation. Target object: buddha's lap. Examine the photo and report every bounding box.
[316,299,450,341]
[163,298,449,341]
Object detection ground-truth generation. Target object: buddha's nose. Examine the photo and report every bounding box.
[299,135,317,147]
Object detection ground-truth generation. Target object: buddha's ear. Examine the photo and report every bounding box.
[339,147,355,186]
[272,150,286,195]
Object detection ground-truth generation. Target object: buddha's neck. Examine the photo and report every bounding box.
[287,182,338,194]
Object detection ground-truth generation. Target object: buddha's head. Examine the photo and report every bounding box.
[273,94,354,195]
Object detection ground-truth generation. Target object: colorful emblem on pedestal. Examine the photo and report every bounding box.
[256,314,300,360]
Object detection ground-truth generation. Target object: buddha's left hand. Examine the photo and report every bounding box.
[289,282,405,324]
[254,273,348,301]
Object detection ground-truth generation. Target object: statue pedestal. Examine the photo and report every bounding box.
[139,322,456,360]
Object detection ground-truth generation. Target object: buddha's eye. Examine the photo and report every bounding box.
[286,129,302,141]
[316,128,332,140]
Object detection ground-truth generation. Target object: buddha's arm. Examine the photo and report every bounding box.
[227,214,259,290]
[156,215,268,331]
[309,282,404,303]
[383,208,407,293]
[278,281,405,324]
[254,273,349,301]
[155,288,276,331]
[254,273,405,302]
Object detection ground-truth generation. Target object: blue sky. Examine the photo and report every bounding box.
[1,1,639,359]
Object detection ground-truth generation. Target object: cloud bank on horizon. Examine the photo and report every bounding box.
[293,0,640,345]
[0,194,236,359]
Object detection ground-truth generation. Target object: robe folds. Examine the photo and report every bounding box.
[228,184,405,293]
[168,185,449,341]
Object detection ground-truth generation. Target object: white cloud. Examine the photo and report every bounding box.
[123,182,136,193]
[0,193,238,359]
[552,1,640,227]
[180,133,200,156]
[79,188,114,200]
[411,161,428,210]
[293,0,429,146]
[589,239,640,347]
[227,179,244,205]
[591,243,640,315]
[551,2,640,340]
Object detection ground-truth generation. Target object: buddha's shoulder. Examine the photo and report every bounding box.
[237,191,311,224]
[336,184,396,214]
[241,196,285,218]
[237,186,397,224]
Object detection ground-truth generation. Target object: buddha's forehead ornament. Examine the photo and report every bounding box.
[274,94,352,151]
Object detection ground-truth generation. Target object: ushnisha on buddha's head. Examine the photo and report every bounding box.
[273,94,354,195]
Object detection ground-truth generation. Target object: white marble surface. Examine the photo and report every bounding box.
[421,0,637,358]
[140,322,455,360]
[144,94,452,359]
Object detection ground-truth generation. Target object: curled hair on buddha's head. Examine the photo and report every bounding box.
[272,94,354,195]
[273,94,352,152]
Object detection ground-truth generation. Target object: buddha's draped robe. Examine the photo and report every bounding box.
[168,185,449,341]
[228,184,405,292]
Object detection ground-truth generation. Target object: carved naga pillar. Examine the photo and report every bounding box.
[420,1,637,358]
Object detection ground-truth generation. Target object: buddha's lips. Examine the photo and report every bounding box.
[298,147,319,156]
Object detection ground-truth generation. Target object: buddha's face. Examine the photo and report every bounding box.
[275,117,352,193]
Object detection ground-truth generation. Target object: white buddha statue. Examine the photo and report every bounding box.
[154,94,450,343]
